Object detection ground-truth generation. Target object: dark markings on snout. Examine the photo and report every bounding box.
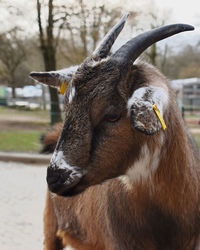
[47,167,79,195]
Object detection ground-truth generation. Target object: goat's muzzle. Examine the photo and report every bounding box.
[47,166,82,196]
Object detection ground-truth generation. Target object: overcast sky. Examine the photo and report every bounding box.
[1,0,200,51]
[139,0,200,50]
[3,0,200,26]
[155,0,200,24]
[105,0,200,51]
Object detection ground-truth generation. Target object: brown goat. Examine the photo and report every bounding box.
[30,15,200,250]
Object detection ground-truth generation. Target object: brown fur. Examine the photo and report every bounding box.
[43,191,63,250]
[40,123,62,154]
[42,62,200,250]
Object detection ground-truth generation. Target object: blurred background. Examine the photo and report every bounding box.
[0,0,200,249]
[0,0,200,152]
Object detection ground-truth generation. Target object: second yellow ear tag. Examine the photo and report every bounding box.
[58,82,68,95]
[153,104,167,131]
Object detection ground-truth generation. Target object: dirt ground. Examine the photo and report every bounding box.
[0,161,46,250]
[0,120,50,131]
[0,161,73,250]
[0,113,50,131]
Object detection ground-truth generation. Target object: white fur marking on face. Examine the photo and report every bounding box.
[50,150,83,180]
[127,86,168,117]
[69,86,75,103]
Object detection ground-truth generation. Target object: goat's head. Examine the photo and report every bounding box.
[30,15,194,196]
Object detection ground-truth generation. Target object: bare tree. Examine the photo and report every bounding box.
[56,1,135,66]
[137,3,170,68]
[37,0,62,125]
[160,44,200,79]
[0,28,28,98]
[145,13,166,66]
[36,0,137,123]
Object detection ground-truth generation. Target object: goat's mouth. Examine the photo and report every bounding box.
[47,166,85,197]
[57,183,86,197]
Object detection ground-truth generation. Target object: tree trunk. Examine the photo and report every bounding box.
[41,85,46,110]
[43,45,62,125]
[37,0,62,125]
[49,86,62,125]
[149,44,156,66]
[11,87,16,99]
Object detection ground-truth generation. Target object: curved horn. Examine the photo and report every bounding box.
[93,13,129,60]
[113,24,194,65]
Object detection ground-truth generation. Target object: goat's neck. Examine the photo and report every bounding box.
[123,118,199,215]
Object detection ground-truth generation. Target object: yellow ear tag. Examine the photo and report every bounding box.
[58,82,68,95]
[153,104,167,131]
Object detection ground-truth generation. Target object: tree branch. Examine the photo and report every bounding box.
[37,0,45,48]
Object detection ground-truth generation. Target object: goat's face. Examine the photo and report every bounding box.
[30,15,194,196]
[40,60,168,196]
[47,59,145,196]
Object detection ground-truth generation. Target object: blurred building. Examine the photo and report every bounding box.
[3,84,64,110]
[5,84,45,109]
[171,78,200,111]
[0,86,7,106]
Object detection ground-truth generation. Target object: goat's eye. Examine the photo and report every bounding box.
[105,113,121,123]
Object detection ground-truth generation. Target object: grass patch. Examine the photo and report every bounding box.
[0,130,42,152]
[0,106,64,124]
[193,134,200,148]
[0,106,50,119]
[185,113,200,120]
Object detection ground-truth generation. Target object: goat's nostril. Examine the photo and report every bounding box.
[47,167,72,185]
[47,175,59,185]
[46,165,83,195]
[47,167,61,184]
[47,166,56,177]
[47,168,57,185]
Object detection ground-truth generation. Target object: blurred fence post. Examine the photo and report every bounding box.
[41,85,46,110]
[0,86,7,106]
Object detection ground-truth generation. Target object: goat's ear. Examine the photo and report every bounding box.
[29,65,78,89]
[127,86,168,135]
